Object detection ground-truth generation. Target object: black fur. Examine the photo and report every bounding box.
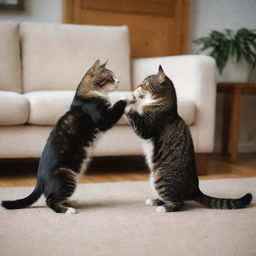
[1,60,126,213]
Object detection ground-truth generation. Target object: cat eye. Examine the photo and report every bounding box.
[100,77,114,85]
[99,79,106,84]
[107,77,115,83]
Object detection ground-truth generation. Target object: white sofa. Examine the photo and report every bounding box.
[0,21,216,173]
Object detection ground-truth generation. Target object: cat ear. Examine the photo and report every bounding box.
[92,59,100,74]
[100,59,108,69]
[157,65,166,84]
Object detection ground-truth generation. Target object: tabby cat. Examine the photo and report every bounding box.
[2,60,127,214]
[125,65,252,212]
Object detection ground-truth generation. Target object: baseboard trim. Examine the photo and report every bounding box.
[214,141,256,153]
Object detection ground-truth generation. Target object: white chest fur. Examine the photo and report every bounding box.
[143,139,162,200]
[79,147,93,174]
[79,133,102,174]
[149,171,161,199]
[143,139,154,170]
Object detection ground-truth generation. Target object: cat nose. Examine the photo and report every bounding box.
[115,79,119,84]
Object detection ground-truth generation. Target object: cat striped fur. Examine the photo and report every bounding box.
[125,65,252,212]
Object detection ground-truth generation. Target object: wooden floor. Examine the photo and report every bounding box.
[0,153,256,187]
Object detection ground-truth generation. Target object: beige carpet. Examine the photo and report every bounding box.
[0,178,256,256]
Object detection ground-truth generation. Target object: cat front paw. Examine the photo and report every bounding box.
[112,100,127,114]
[116,99,127,109]
[125,104,135,113]
[126,93,136,104]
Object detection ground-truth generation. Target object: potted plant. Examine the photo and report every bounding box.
[193,28,256,82]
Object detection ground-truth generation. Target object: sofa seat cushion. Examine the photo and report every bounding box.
[21,22,131,92]
[25,91,196,126]
[25,91,128,126]
[0,91,29,125]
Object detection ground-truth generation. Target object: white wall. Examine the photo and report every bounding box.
[190,0,256,51]
[189,0,256,153]
[0,0,255,153]
[0,0,62,23]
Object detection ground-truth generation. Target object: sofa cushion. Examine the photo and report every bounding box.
[0,21,22,93]
[25,91,75,125]
[0,91,29,125]
[25,91,196,126]
[25,91,128,126]
[21,22,131,92]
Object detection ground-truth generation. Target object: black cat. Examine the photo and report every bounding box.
[2,60,127,214]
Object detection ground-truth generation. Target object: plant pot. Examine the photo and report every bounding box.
[216,58,251,83]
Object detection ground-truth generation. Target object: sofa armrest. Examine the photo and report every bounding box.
[131,55,216,153]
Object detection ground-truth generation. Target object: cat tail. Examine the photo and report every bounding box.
[1,180,43,210]
[194,190,252,209]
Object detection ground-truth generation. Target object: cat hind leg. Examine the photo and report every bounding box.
[156,201,184,213]
[46,168,77,214]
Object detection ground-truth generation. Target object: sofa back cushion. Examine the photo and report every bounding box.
[0,21,22,92]
[21,22,131,92]
[132,55,214,101]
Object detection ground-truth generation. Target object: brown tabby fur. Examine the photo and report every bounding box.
[125,65,252,212]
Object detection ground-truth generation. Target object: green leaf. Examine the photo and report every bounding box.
[230,42,240,63]
[211,30,226,41]
[193,28,256,69]
[225,29,234,39]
